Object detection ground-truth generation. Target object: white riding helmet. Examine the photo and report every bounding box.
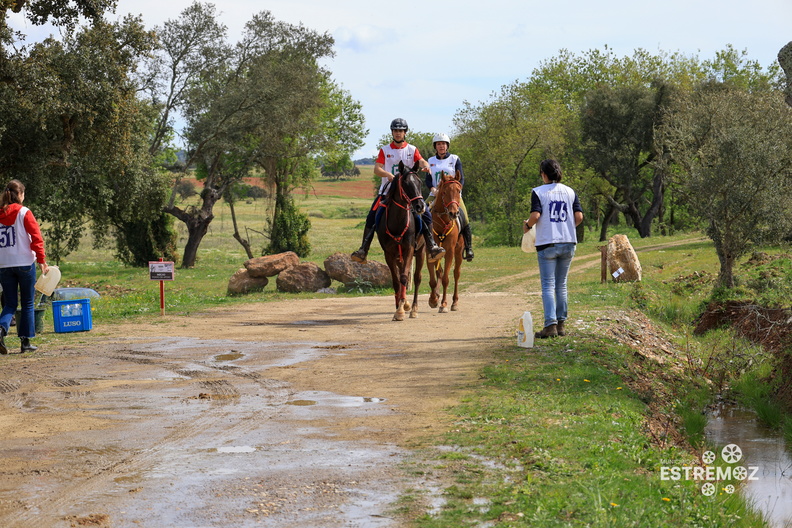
[433,133,450,148]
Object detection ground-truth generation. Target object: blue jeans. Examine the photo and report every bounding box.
[537,243,576,328]
[0,263,37,338]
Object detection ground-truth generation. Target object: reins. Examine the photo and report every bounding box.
[432,179,462,242]
[385,171,423,261]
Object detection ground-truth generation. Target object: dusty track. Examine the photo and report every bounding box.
[0,291,529,528]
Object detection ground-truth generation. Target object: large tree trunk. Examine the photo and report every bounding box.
[163,186,222,268]
[181,216,212,268]
[717,251,735,288]
[599,204,617,242]
[637,171,666,238]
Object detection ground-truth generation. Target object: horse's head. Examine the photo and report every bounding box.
[435,170,462,219]
[396,161,426,216]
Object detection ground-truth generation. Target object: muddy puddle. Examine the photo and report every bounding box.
[706,403,792,527]
[0,337,405,527]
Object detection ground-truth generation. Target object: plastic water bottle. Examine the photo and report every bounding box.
[516,311,534,348]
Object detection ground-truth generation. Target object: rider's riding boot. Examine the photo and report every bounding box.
[351,225,376,263]
[461,224,474,262]
[423,226,446,263]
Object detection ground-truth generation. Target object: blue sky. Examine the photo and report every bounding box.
[10,0,792,159]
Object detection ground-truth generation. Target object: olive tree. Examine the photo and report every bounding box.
[659,84,792,287]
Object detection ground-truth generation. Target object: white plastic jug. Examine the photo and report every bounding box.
[516,311,534,348]
[521,228,536,253]
[35,265,61,296]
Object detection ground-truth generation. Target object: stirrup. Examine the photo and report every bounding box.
[427,245,445,263]
[463,247,474,262]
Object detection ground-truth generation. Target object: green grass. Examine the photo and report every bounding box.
[403,334,766,527]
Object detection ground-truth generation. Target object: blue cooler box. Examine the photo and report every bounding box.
[52,298,92,333]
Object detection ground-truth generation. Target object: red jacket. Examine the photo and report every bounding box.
[0,204,46,264]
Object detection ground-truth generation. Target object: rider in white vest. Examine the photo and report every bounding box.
[426,133,474,261]
[351,118,445,263]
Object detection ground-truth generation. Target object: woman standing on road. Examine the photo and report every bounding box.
[523,160,583,339]
[0,180,49,354]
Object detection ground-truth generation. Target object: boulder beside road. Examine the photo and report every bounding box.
[323,252,391,288]
[276,262,331,293]
[244,252,300,278]
[606,234,642,282]
[227,268,269,295]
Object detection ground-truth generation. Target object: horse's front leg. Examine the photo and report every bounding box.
[427,248,439,309]
[451,250,462,311]
[439,252,452,313]
[393,267,409,321]
[410,252,422,319]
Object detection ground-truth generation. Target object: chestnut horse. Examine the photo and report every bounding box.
[377,161,426,321]
[427,171,464,312]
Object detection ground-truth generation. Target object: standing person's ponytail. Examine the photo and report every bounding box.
[0,180,25,209]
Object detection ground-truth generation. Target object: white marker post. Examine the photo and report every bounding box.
[149,259,175,315]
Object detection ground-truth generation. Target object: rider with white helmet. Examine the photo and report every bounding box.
[426,133,474,261]
[350,118,445,264]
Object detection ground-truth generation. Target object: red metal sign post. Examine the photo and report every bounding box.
[149,258,175,315]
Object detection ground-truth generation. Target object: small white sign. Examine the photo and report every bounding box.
[149,261,175,281]
[612,267,624,279]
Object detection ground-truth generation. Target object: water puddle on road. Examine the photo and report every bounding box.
[286,400,317,406]
[705,403,792,528]
[213,352,244,362]
[285,392,386,409]
[213,446,258,454]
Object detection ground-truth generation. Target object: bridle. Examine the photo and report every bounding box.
[432,179,462,242]
[384,170,424,259]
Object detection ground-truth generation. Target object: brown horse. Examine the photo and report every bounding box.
[427,171,464,313]
[377,161,426,321]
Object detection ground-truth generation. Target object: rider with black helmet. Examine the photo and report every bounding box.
[351,118,445,263]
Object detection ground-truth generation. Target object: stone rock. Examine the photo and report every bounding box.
[323,252,391,288]
[227,268,269,295]
[276,262,331,293]
[607,234,642,282]
[244,252,300,278]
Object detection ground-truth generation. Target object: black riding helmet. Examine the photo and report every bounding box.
[390,118,408,131]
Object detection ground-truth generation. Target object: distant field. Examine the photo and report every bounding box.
[180,165,376,200]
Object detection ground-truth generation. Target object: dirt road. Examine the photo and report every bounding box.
[0,290,532,528]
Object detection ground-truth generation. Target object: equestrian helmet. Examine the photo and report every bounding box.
[433,132,451,147]
[390,118,409,131]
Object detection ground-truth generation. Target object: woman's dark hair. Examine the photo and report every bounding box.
[540,159,562,182]
[0,180,25,208]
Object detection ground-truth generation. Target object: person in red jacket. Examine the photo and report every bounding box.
[0,180,49,354]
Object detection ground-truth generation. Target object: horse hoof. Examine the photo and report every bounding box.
[451,304,459,311]
[428,299,438,309]
[410,311,418,319]
[393,313,404,321]
[403,302,411,312]
[439,306,449,314]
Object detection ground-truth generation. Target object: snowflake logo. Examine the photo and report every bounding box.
[732,466,748,480]
[701,482,716,496]
[702,450,716,464]
[722,444,743,464]
[724,485,735,494]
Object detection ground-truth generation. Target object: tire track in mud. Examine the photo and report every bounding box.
[3,340,306,527]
